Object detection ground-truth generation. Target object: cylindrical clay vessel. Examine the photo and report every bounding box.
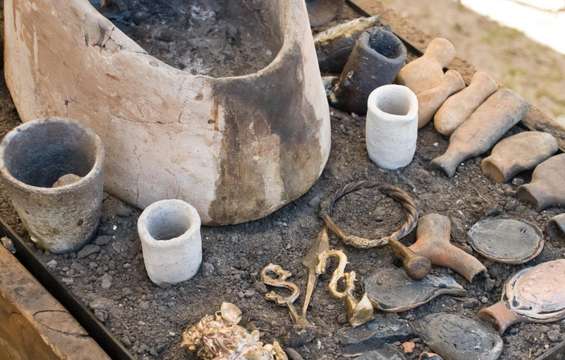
[333,27,407,115]
[0,118,104,253]
[4,0,330,226]
[138,199,202,286]
[366,85,418,169]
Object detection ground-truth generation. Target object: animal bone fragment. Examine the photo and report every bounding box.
[316,249,374,327]
[481,131,558,183]
[261,264,311,328]
[417,70,465,129]
[432,89,528,177]
[410,214,485,281]
[517,153,565,210]
[434,71,498,136]
[182,302,287,360]
[301,227,330,317]
[397,38,456,94]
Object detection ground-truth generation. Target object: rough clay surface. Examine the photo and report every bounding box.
[0,4,564,360]
[90,0,278,77]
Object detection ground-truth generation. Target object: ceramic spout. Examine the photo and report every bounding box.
[517,154,565,210]
[431,89,528,177]
[409,214,486,282]
[397,38,455,94]
[479,301,523,334]
[417,70,465,128]
[333,27,407,115]
[481,131,558,183]
[366,85,418,169]
[434,71,498,135]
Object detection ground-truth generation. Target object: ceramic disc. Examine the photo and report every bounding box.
[468,218,543,264]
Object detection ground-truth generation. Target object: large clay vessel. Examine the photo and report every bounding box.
[481,131,558,183]
[432,89,528,177]
[4,0,331,225]
[517,154,565,210]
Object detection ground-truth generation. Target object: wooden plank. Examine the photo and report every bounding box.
[348,0,565,151]
[0,245,110,360]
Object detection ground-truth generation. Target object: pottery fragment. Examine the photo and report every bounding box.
[479,259,565,334]
[307,0,344,28]
[417,70,465,128]
[414,313,503,360]
[315,16,381,73]
[431,89,528,177]
[481,131,558,183]
[468,218,544,264]
[363,267,465,312]
[547,213,565,242]
[434,71,498,135]
[333,27,407,115]
[397,38,456,95]
[409,214,486,281]
[338,317,414,354]
[517,153,565,210]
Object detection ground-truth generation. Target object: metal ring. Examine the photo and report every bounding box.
[319,180,419,248]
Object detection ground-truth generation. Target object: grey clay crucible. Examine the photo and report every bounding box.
[0,118,104,253]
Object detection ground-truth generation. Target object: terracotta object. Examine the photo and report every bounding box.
[365,85,418,170]
[138,199,202,285]
[432,89,528,177]
[4,0,331,225]
[333,28,407,115]
[468,218,543,264]
[522,106,565,151]
[517,154,565,210]
[315,16,381,74]
[481,131,558,183]
[409,214,486,282]
[434,72,498,135]
[363,267,465,312]
[417,70,465,128]
[547,213,565,242]
[415,313,503,360]
[479,259,565,334]
[306,0,344,28]
[0,118,104,254]
[397,38,456,95]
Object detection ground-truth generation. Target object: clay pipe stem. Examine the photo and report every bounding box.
[409,214,486,282]
[388,238,432,280]
[479,301,523,334]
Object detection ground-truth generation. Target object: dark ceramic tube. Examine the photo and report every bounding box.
[333,27,407,115]
[0,118,104,253]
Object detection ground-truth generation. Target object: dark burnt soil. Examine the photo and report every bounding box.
[1,4,564,360]
[90,0,279,77]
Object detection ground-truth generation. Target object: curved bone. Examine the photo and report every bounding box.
[409,214,486,282]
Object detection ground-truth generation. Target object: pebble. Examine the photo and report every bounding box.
[308,195,322,209]
[77,244,101,259]
[94,235,113,246]
[0,236,15,253]
[511,177,525,186]
[547,326,561,342]
[202,262,215,277]
[101,274,113,289]
[462,298,481,309]
[115,202,134,217]
[46,259,58,269]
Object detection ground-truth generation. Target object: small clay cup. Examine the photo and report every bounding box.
[0,118,104,253]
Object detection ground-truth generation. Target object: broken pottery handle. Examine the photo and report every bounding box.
[389,238,432,280]
[479,301,523,334]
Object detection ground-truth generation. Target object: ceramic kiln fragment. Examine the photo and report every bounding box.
[414,313,503,360]
[4,0,330,225]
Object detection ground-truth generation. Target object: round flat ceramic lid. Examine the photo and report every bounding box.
[468,218,544,264]
[505,259,565,320]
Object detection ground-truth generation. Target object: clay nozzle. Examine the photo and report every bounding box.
[517,153,565,210]
[481,131,558,183]
[479,301,522,334]
[417,70,465,128]
[425,38,456,68]
[430,148,464,178]
[434,71,498,136]
[409,214,486,282]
